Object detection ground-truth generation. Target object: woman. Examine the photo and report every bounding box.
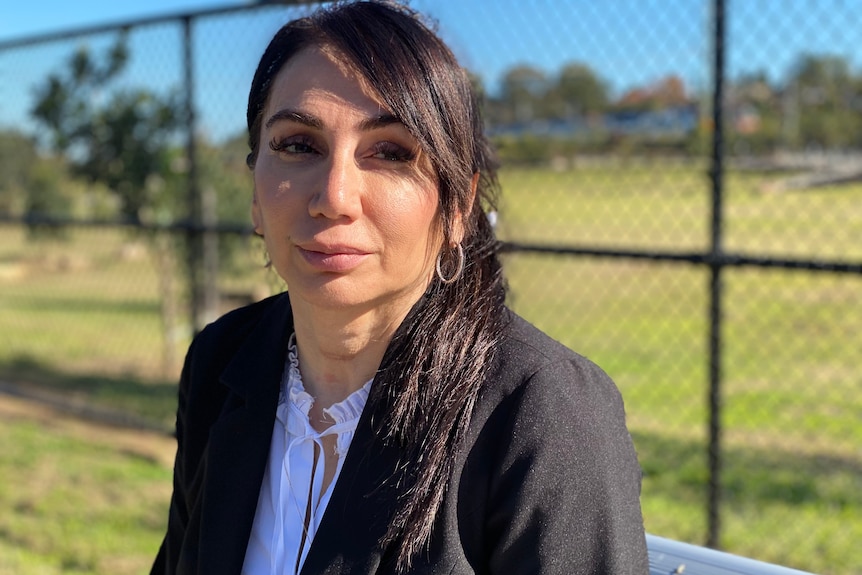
[152,2,648,574]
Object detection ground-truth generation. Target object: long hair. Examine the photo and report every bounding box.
[246,2,507,570]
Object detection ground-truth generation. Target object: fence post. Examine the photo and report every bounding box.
[182,15,219,335]
[706,0,726,550]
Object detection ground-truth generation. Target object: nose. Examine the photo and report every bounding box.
[308,150,362,221]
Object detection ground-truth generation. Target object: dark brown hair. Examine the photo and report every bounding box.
[247,1,506,570]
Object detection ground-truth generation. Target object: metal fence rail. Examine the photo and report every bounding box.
[1,1,860,573]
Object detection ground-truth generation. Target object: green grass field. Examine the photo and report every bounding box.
[0,401,172,575]
[0,162,859,574]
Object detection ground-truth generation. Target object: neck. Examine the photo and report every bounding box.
[289,294,419,411]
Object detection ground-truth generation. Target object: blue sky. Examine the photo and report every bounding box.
[1,1,860,142]
[0,0,225,39]
[0,0,709,92]
[0,0,707,141]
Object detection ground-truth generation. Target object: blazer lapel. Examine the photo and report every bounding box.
[301,294,433,574]
[198,295,294,574]
[300,381,405,575]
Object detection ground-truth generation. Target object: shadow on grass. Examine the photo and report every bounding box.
[633,430,862,511]
[1,355,859,516]
[0,355,177,434]
[8,296,160,316]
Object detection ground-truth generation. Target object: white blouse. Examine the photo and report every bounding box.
[242,335,373,575]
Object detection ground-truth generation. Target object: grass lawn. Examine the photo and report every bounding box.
[0,161,859,573]
[0,395,173,575]
[499,162,861,574]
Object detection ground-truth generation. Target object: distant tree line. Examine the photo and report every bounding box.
[471,55,862,164]
[3,48,862,223]
[727,55,862,154]
[482,63,689,125]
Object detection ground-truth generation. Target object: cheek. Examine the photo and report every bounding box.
[253,166,280,204]
[253,169,298,218]
[378,189,441,254]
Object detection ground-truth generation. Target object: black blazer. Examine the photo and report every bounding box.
[152,293,648,574]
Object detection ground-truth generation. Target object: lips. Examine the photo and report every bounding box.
[295,241,371,272]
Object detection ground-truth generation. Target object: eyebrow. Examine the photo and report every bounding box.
[357,113,402,131]
[265,109,322,130]
[264,108,404,132]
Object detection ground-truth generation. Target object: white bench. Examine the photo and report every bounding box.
[647,534,816,575]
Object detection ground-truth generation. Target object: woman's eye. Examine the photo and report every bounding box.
[371,142,416,162]
[269,136,316,155]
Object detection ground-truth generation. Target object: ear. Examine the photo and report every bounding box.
[452,172,480,244]
[251,190,263,236]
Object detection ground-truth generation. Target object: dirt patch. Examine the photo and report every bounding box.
[0,392,176,468]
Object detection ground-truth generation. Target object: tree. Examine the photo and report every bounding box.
[616,74,690,112]
[0,130,80,237]
[24,158,80,239]
[794,55,852,98]
[726,72,781,154]
[651,75,688,107]
[30,35,188,375]
[0,130,38,215]
[499,65,549,123]
[550,62,608,118]
[788,54,861,149]
[32,36,180,223]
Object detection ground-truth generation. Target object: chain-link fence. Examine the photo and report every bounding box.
[0,1,860,573]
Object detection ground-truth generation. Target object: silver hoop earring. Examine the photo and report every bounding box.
[435,243,465,284]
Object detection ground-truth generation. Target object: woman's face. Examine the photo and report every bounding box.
[252,46,442,313]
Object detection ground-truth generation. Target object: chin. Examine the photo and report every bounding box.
[286,275,429,314]
[285,275,373,308]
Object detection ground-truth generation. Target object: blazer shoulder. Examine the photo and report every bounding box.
[468,312,647,575]
[193,293,286,354]
[485,310,626,423]
[181,292,291,392]
[496,310,610,385]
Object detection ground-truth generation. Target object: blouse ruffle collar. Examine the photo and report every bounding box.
[277,333,372,428]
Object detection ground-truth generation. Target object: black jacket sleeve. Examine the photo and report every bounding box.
[151,336,196,575]
[482,355,648,574]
